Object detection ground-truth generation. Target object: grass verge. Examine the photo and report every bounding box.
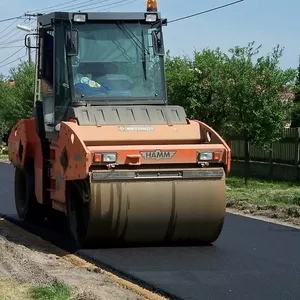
[0,278,31,300]
[226,176,300,206]
[226,176,300,225]
[29,282,72,300]
[0,278,72,300]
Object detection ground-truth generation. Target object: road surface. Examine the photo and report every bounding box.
[1,162,300,300]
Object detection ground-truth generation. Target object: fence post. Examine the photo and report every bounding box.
[268,142,273,177]
[295,128,300,181]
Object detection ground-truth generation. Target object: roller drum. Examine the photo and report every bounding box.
[67,167,226,248]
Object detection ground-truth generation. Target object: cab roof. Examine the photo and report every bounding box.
[37,11,162,26]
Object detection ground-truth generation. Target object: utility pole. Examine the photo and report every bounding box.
[23,12,43,65]
[27,36,31,63]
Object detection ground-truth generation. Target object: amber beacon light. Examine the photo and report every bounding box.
[147,0,158,11]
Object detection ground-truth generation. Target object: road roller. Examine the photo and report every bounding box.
[7,0,231,249]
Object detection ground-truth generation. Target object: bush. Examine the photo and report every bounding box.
[0,144,8,155]
[2,147,8,155]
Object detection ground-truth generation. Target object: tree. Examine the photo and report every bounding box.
[0,75,12,139]
[165,48,231,134]
[290,55,300,127]
[225,42,297,184]
[0,61,35,131]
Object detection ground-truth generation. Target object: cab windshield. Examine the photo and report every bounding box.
[69,21,165,100]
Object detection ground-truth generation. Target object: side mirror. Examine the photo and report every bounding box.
[66,30,79,56]
[151,29,164,56]
[24,33,39,49]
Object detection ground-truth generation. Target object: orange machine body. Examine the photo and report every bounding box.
[8,117,231,213]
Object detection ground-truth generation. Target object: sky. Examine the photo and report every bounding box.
[0,0,299,76]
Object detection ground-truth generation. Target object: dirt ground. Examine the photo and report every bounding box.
[0,218,165,300]
[226,199,300,227]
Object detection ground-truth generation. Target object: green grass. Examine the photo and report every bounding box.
[226,176,300,207]
[29,282,71,300]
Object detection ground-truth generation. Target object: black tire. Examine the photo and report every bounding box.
[66,180,90,249]
[14,162,45,224]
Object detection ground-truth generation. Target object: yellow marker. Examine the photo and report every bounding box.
[147,0,157,11]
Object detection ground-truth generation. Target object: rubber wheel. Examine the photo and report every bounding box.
[14,163,45,224]
[66,180,90,249]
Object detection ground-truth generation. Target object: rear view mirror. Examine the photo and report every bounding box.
[66,30,79,56]
[151,29,164,56]
[24,33,39,49]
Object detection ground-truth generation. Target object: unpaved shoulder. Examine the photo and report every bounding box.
[226,200,300,228]
[0,219,165,300]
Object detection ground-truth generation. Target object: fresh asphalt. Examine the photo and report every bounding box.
[1,162,300,300]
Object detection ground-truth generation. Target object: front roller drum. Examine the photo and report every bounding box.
[66,167,226,248]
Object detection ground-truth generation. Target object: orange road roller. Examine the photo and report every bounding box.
[8,1,231,249]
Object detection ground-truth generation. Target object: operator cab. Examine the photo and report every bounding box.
[26,0,167,138]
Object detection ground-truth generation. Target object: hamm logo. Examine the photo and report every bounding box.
[140,150,176,160]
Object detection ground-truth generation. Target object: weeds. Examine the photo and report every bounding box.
[226,176,300,207]
[29,282,71,300]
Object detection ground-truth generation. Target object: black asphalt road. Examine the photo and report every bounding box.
[1,162,300,300]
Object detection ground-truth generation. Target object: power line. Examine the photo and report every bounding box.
[26,0,111,13]
[44,0,130,13]
[91,0,134,10]
[71,0,115,11]
[0,0,245,70]
[0,18,33,47]
[0,47,25,65]
[0,30,24,45]
[26,0,137,14]
[0,46,23,49]
[43,0,111,12]
[0,18,34,68]
[0,21,24,41]
[0,17,22,36]
[1,38,23,45]
[26,0,80,13]
[0,53,28,68]
[101,0,138,11]
[58,0,109,11]
[0,20,35,44]
[168,0,245,23]
[0,15,24,23]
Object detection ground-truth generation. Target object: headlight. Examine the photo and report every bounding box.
[197,151,222,161]
[198,152,213,161]
[145,13,157,22]
[102,153,117,163]
[73,14,87,22]
[93,152,118,164]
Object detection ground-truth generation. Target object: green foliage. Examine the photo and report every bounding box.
[165,42,297,148]
[166,41,297,184]
[0,144,8,155]
[225,42,297,149]
[0,61,35,131]
[29,282,71,300]
[290,102,300,127]
[290,55,300,127]
[165,48,231,133]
